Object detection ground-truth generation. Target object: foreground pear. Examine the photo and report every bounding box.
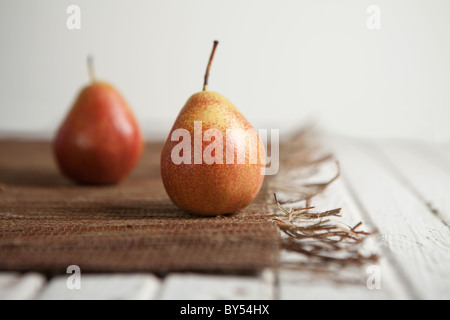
[54,57,143,185]
[161,41,265,216]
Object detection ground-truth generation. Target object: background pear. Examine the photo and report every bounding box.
[161,41,265,216]
[54,57,143,185]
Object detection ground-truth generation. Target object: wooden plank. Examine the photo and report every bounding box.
[328,137,450,300]
[38,274,161,300]
[0,273,46,300]
[277,164,407,300]
[158,271,275,300]
[279,270,386,300]
[377,140,450,226]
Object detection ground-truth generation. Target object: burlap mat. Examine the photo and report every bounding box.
[0,141,279,273]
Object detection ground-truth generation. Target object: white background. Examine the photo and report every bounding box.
[0,0,449,142]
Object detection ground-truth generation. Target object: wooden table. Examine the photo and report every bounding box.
[1,137,449,300]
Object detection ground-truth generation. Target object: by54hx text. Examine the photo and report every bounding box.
[180,304,269,317]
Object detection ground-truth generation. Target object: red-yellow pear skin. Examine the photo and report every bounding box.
[160,91,265,216]
[54,82,143,185]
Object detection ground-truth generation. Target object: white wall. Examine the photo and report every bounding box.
[0,0,449,142]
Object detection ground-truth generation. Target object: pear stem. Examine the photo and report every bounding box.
[87,55,97,83]
[203,41,219,91]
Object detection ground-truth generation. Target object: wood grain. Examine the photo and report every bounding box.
[38,274,161,300]
[377,140,450,226]
[330,137,450,300]
[0,273,46,300]
[158,271,274,300]
[277,161,405,299]
[279,269,387,300]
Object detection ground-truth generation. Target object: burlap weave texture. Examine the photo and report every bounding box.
[0,142,279,273]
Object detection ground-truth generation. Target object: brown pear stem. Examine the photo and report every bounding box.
[87,55,97,83]
[203,41,219,91]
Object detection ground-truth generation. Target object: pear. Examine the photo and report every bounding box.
[54,57,143,185]
[161,41,265,216]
